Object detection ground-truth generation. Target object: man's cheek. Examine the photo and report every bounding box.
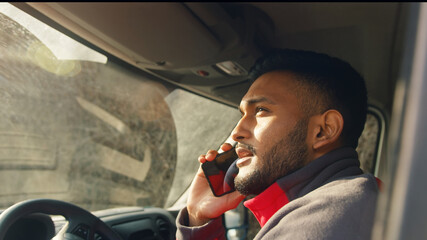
[253,122,282,149]
[253,121,271,142]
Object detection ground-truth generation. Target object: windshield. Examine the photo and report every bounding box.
[0,3,241,211]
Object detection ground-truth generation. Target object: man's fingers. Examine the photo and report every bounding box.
[198,149,218,163]
[220,143,233,152]
[199,144,234,163]
[198,155,207,163]
[205,150,218,161]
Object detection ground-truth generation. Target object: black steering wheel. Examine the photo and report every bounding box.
[0,199,123,240]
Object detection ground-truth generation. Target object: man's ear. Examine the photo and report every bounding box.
[310,110,344,151]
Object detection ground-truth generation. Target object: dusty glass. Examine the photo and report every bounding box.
[0,4,240,211]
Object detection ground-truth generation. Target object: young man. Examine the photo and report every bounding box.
[176,49,379,239]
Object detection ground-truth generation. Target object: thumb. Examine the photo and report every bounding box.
[225,191,246,210]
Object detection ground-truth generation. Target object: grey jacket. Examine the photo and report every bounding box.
[176,147,379,239]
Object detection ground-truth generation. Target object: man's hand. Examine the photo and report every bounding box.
[187,143,246,226]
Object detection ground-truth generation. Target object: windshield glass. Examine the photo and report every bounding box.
[0,3,241,211]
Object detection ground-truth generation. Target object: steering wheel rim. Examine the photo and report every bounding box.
[0,198,123,240]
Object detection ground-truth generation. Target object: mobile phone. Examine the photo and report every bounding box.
[201,147,239,197]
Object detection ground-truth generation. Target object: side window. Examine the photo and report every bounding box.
[164,89,241,208]
[356,106,386,176]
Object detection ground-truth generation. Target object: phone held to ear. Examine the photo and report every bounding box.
[201,147,239,197]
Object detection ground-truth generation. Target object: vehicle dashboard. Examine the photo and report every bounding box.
[2,206,177,240]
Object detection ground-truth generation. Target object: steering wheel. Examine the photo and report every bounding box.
[0,199,123,240]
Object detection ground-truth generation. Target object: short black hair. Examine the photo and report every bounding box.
[249,48,367,148]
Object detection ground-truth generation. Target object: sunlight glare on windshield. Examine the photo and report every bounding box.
[0,3,107,64]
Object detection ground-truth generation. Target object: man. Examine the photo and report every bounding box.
[176,49,379,239]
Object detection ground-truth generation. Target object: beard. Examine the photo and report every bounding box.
[235,118,309,195]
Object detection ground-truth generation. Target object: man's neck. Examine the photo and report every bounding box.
[308,143,346,165]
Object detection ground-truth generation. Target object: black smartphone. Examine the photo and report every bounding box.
[201,147,239,197]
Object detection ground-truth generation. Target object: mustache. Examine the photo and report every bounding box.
[236,142,256,155]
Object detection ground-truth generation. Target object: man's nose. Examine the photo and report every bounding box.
[231,117,251,142]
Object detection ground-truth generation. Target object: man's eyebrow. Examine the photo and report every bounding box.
[244,97,276,105]
[238,97,277,113]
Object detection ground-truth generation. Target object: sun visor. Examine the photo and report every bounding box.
[19,2,274,93]
[24,3,223,69]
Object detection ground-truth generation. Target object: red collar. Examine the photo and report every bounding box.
[243,182,289,227]
[243,147,366,227]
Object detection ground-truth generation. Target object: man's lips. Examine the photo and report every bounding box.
[235,146,254,167]
[235,147,254,159]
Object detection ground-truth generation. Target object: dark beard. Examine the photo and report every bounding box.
[235,118,309,195]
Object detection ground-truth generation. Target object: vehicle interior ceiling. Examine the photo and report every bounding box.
[11,1,407,237]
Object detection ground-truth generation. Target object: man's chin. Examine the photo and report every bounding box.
[234,169,269,196]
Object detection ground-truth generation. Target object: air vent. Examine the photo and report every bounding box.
[156,218,171,240]
[129,229,155,240]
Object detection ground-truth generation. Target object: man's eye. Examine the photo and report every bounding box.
[255,107,268,114]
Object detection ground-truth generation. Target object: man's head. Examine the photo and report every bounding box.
[232,49,367,195]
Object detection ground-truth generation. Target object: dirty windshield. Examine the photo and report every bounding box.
[0,3,241,211]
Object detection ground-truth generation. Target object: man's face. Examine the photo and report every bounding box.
[232,71,310,195]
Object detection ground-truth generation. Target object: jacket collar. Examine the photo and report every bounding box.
[244,147,362,227]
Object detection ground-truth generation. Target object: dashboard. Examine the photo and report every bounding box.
[2,206,177,240]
